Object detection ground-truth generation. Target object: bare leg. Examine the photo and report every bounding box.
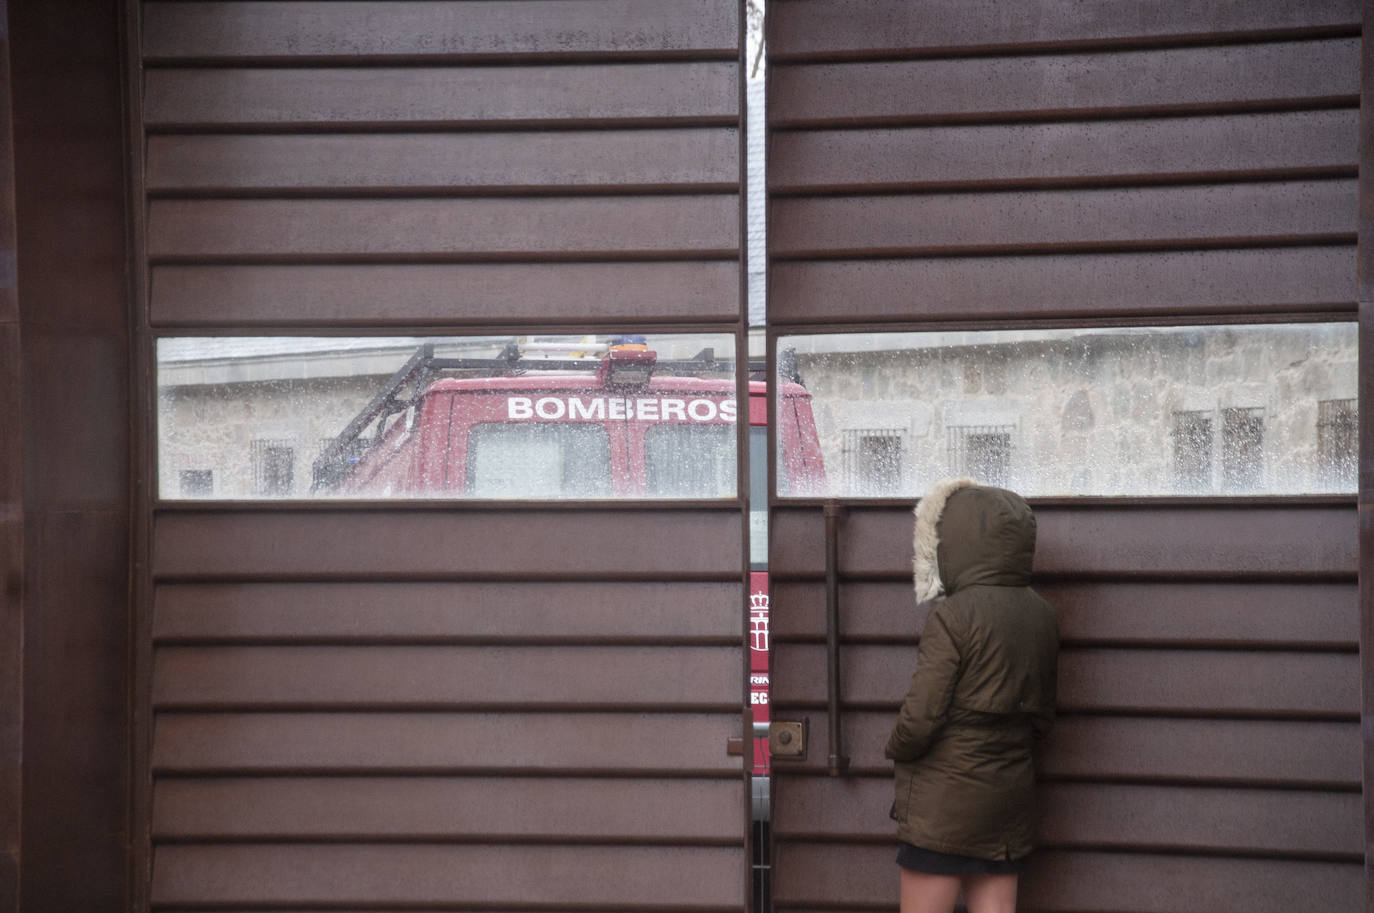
[899,868,961,913]
[962,873,1018,913]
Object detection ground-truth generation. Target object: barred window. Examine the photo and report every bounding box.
[1220,407,1264,492]
[841,428,903,495]
[1317,399,1357,489]
[178,469,213,497]
[252,440,295,497]
[1171,411,1212,492]
[948,424,1012,487]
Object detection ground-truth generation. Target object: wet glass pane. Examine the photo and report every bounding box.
[777,323,1357,498]
[748,425,768,569]
[157,333,738,500]
[646,424,735,497]
[467,424,611,498]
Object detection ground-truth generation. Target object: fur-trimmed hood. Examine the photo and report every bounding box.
[913,478,1037,602]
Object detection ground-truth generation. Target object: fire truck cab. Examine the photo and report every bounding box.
[313,340,825,501]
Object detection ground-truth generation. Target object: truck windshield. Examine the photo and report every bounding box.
[646,424,735,497]
[466,423,611,498]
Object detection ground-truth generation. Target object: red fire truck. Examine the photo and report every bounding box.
[312,339,826,774]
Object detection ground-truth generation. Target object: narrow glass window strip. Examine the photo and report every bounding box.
[156,334,739,500]
[778,323,1355,498]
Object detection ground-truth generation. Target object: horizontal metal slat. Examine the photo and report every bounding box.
[143,1,738,62]
[148,196,740,260]
[144,63,738,129]
[768,0,1360,59]
[771,844,1359,910]
[770,580,1358,648]
[770,246,1355,324]
[150,260,740,326]
[154,581,744,643]
[146,129,739,193]
[152,645,742,709]
[151,843,745,908]
[770,40,1358,125]
[771,778,1360,856]
[771,644,1358,716]
[152,712,744,774]
[770,503,1357,578]
[152,509,742,580]
[766,712,1360,785]
[770,181,1354,257]
[1035,782,1360,856]
[153,776,741,842]
[769,110,1356,192]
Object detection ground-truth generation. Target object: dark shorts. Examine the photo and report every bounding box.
[896,841,1029,876]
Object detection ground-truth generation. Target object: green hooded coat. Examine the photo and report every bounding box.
[885,479,1059,861]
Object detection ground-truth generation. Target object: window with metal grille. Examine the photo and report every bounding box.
[251,440,295,496]
[1317,398,1356,489]
[178,469,213,497]
[841,428,904,495]
[1220,407,1264,492]
[1171,411,1212,492]
[947,425,1012,487]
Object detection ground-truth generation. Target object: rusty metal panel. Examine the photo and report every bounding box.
[769,111,1356,193]
[152,711,742,775]
[152,645,742,709]
[769,0,1360,59]
[771,777,1361,856]
[153,776,742,841]
[773,643,1358,716]
[151,844,745,909]
[771,503,1358,579]
[772,844,1360,911]
[771,246,1356,324]
[143,0,739,62]
[150,261,741,327]
[771,39,1359,125]
[153,581,743,642]
[771,181,1355,257]
[771,580,1358,647]
[144,63,737,130]
[153,509,741,580]
[146,129,740,193]
[148,196,739,259]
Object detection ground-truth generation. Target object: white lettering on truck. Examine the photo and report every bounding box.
[534,397,566,419]
[506,395,736,423]
[569,398,606,420]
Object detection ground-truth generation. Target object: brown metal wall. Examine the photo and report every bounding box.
[765,2,1363,910]
[131,3,750,911]
[2,2,133,911]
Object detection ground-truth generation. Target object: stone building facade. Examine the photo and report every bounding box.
[158,324,1357,502]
